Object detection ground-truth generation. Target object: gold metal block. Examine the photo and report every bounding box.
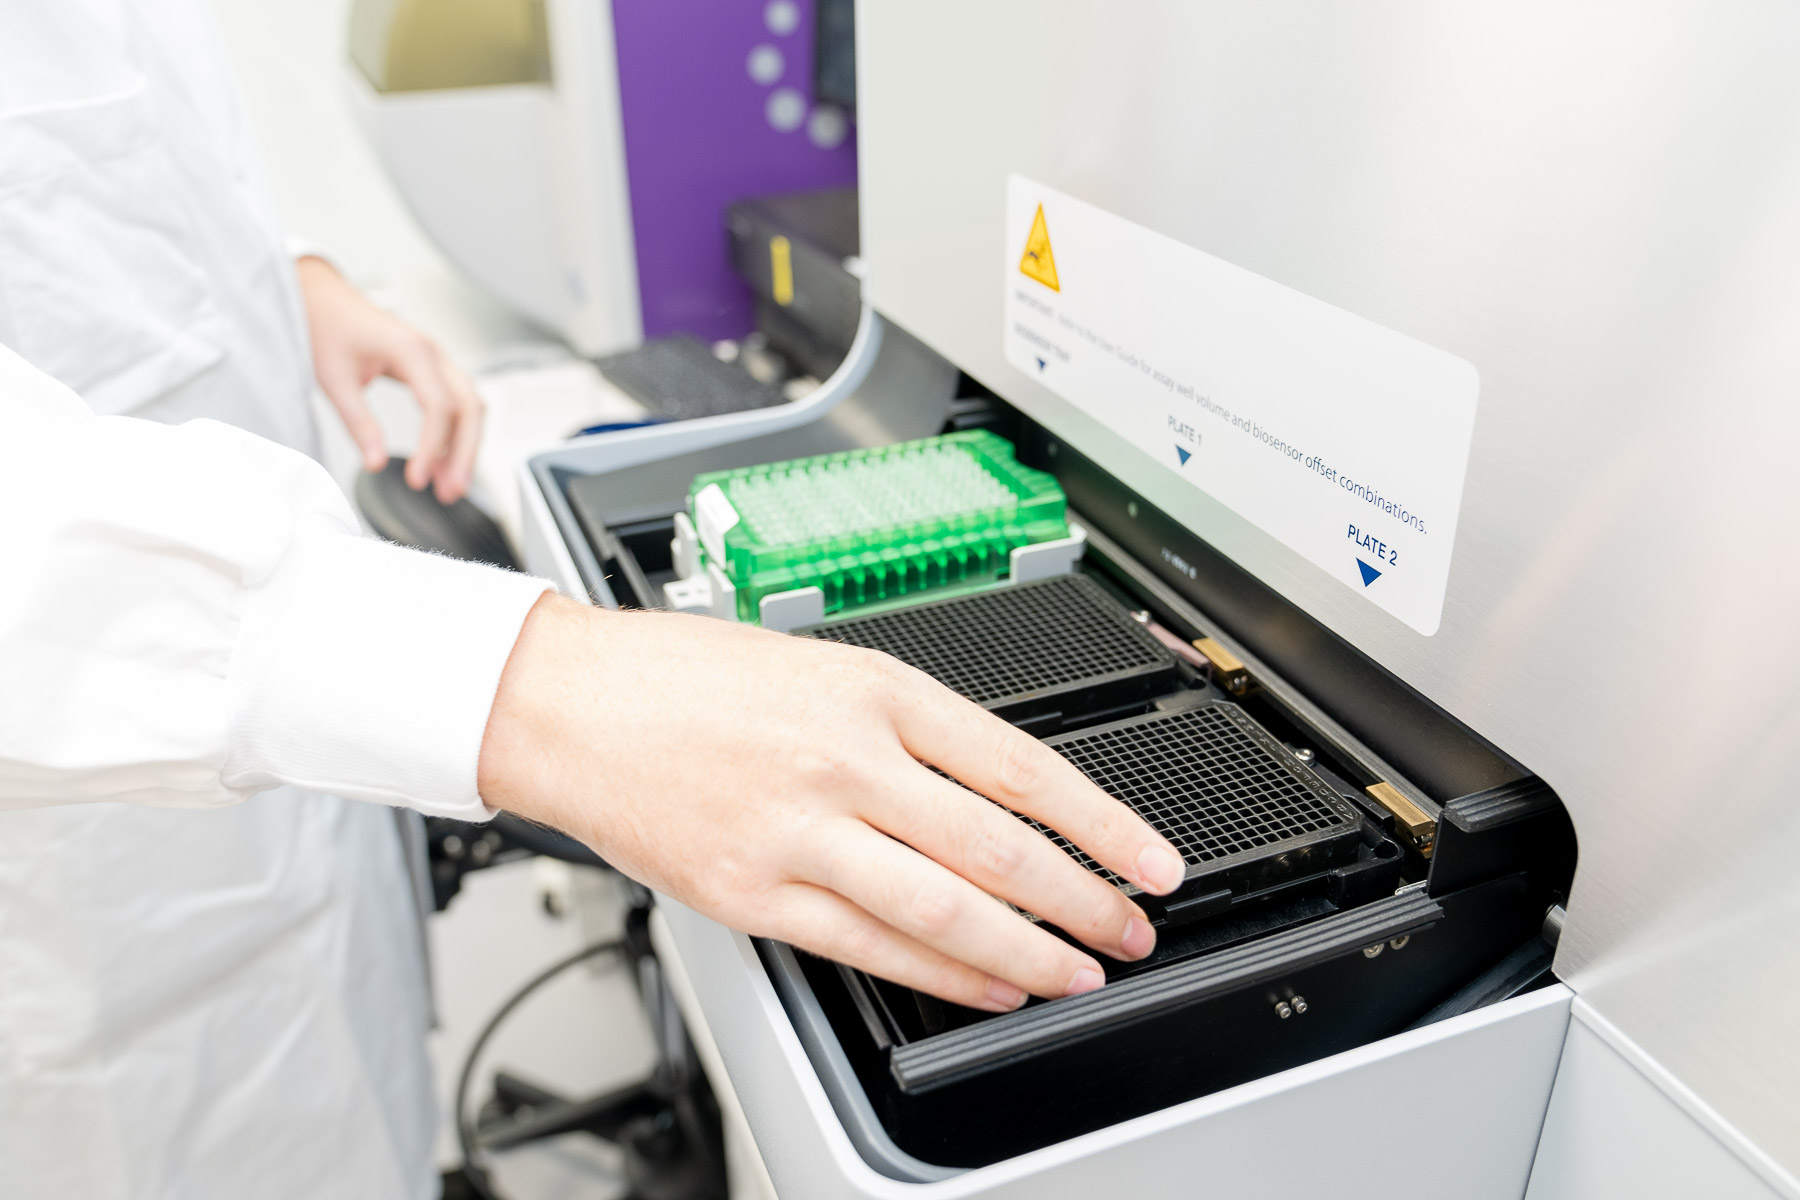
[1366,781,1436,857]
[1192,636,1249,695]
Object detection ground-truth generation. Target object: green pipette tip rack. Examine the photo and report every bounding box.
[688,430,1068,624]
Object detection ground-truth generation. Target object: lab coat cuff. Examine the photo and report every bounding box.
[224,523,552,820]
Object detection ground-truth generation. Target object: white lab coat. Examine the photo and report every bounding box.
[0,3,545,1197]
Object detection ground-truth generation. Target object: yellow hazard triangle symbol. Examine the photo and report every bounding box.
[1018,203,1059,291]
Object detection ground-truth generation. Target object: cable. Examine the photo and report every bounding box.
[454,938,626,1200]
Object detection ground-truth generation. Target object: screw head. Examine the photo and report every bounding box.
[1363,943,1384,958]
[1291,996,1308,1015]
[1389,935,1411,951]
[1275,1001,1293,1019]
[1294,748,1316,763]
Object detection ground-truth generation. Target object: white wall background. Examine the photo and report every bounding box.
[209,0,542,358]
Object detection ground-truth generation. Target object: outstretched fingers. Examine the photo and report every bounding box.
[802,817,1109,999]
[887,667,1186,897]
[761,881,1028,1012]
[864,760,1158,963]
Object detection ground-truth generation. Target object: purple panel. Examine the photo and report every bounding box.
[610,0,858,342]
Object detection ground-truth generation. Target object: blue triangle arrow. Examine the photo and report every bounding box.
[1356,558,1382,587]
[1035,356,1046,371]
[1175,445,1192,466]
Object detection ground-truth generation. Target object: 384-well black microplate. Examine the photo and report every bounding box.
[796,574,1179,728]
[1036,697,1365,901]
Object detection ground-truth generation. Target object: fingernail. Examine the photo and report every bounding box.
[1065,965,1105,997]
[1121,916,1155,960]
[1137,845,1186,894]
[984,979,1027,1011]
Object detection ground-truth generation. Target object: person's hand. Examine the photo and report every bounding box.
[478,595,1187,1011]
[294,255,483,504]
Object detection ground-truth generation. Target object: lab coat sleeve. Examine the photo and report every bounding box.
[0,345,550,819]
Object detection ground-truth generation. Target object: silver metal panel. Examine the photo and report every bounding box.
[859,0,1800,1171]
[657,898,1571,1199]
[1527,1003,1795,1199]
[650,910,780,1200]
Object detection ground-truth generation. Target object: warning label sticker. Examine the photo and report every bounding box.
[1018,204,1059,291]
[1003,175,1479,636]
